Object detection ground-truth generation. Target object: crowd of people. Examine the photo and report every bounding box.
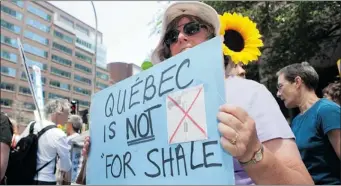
[1,1,340,185]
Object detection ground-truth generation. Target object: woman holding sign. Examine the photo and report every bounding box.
[83,2,313,185]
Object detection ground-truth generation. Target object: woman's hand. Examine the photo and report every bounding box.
[217,104,262,162]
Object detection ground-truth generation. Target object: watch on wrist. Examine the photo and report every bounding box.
[239,144,264,166]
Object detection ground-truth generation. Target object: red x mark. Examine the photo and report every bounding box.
[168,87,207,144]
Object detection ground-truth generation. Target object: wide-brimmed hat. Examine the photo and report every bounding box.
[151,2,220,64]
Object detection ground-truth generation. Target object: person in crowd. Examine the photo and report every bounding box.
[9,118,20,148]
[82,2,313,185]
[277,62,341,184]
[0,112,13,183]
[226,62,246,78]
[323,80,341,105]
[19,99,72,185]
[66,115,83,145]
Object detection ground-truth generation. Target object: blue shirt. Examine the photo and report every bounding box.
[292,98,340,185]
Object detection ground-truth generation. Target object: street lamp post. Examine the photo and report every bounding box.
[91,1,98,96]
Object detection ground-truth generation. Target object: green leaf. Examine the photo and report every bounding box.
[141,61,153,70]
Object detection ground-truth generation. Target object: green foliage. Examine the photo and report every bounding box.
[204,1,341,92]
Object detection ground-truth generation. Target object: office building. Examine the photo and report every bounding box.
[1,1,111,124]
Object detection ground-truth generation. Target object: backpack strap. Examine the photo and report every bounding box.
[37,125,56,139]
[29,121,36,134]
[35,158,55,174]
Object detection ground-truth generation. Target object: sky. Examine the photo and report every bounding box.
[49,1,167,67]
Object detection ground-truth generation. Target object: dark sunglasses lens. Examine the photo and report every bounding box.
[164,30,179,45]
[184,22,201,35]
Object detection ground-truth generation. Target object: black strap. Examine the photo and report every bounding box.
[37,125,56,139]
[35,158,54,174]
[29,121,36,134]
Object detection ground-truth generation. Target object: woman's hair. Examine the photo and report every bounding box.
[276,62,319,91]
[159,14,216,61]
[323,81,341,105]
[44,99,71,117]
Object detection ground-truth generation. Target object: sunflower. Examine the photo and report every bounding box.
[219,12,263,65]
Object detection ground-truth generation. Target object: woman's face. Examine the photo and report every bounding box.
[226,63,246,78]
[169,17,209,56]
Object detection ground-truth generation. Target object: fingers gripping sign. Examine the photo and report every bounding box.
[217,104,262,162]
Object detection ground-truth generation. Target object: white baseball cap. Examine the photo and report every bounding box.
[151,1,220,64]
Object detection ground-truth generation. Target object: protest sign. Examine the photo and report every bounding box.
[87,37,235,184]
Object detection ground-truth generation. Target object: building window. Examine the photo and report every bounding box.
[1,35,18,48]
[75,63,91,74]
[53,30,73,44]
[49,79,71,91]
[1,66,16,77]
[11,1,24,8]
[75,52,92,64]
[96,71,109,81]
[24,30,49,45]
[96,82,108,90]
[51,54,72,67]
[26,18,50,33]
[1,5,23,20]
[74,74,91,85]
[19,86,31,95]
[1,19,21,34]
[76,38,92,50]
[74,99,90,107]
[27,4,51,22]
[23,43,48,58]
[23,102,36,110]
[0,82,16,92]
[52,42,73,56]
[60,15,74,28]
[75,24,89,35]
[48,93,69,100]
[1,50,17,63]
[27,58,48,71]
[73,86,91,96]
[21,72,45,84]
[0,98,13,107]
[50,66,71,79]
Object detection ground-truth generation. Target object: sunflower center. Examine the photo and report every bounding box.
[224,30,244,52]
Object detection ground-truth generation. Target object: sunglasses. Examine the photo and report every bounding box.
[164,22,206,46]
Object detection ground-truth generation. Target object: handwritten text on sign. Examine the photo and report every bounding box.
[87,37,235,185]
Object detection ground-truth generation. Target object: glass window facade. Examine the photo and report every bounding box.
[50,66,71,79]
[73,86,91,95]
[75,52,92,64]
[27,58,48,70]
[1,5,23,20]
[11,1,24,8]
[53,30,73,44]
[27,4,51,22]
[24,30,49,45]
[60,15,74,28]
[23,43,48,58]
[1,35,18,48]
[49,79,71,91]
[1,66,16,77]
[74,99,90,107]
[52,42,73,56]
[76,38,92,50]
[19,86,31,95]
[75,24,89,35]
[51,54,72,67]
[75,63,91,73]
[0,98,13,107]
[23,102,36,110]
[96,71,109,81]
[48,93,69,100]
[1,19,21,34]
[96,82,108,90]
[26,18,50,33]
[1,50,17,63]
[0,82,16,92]
[74,74,91,85]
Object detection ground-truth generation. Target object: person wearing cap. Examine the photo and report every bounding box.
[66,115,83,145]
[82,2,313,184]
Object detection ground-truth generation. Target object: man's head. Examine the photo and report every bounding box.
[151,2,220,64]
[276,62,319,108]
[66,115,83,135]
[323,81,341,105]
[44,99,71,125]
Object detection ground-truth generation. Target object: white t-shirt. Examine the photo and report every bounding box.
[19,120,72,182]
